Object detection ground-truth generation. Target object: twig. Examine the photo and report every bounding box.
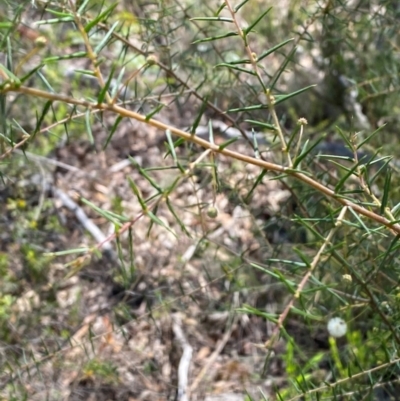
[224,0,292,166]
[14,149,85,174]
[172,314,193,401]
[51,186,114,254]
[189,323,234,393]
[189,292,239,393]
[264,207,348,352]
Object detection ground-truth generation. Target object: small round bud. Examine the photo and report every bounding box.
[206,206,218,219]
[297,117,308,126]
[35,36,47,48]
[146,55,158,65]
[327,317,347,338]
[342,274,352,282]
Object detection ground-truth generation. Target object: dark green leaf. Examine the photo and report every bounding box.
[234,0,251,12]
[215,63,256,75]
[103,115,123,149]
[97,64,116,104]
[258,38,294,61]
[94,21,119,55]
[128,177,147,210]
[129,156,163,193]
[245,119,276,131]
[166,199,191,237]
[380,167,392,214]
[192,32,238,44]
[190,17,233,22]
[218,137,238,149]
[85,3,118,33]
[243,8,272,35]
[85,109,94,144]
[270,47,297,90]
[274,85,317,105]
[145,103,165,121]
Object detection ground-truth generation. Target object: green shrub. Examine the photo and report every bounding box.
[2,1,400,400]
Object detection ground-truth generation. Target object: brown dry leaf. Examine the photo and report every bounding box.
[196,346,211,361]
[215,360,250,383]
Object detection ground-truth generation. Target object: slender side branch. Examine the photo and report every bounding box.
[264,207,348,349]
[68,0,111,103]
[266,89,292,165]
[224,0,292,166]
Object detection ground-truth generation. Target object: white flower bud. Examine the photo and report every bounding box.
[327,317,347,338]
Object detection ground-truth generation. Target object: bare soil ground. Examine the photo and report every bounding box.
[2,102,313,400]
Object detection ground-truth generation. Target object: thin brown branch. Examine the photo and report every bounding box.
[264,207,348,350]
[6,85,400,236]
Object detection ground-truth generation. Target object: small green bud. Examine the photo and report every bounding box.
[206,206,218,219]
[35,36,47,48]
[146,55,158,65]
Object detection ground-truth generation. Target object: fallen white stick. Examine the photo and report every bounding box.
[172,314,193,401]
[52,186,113,254]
